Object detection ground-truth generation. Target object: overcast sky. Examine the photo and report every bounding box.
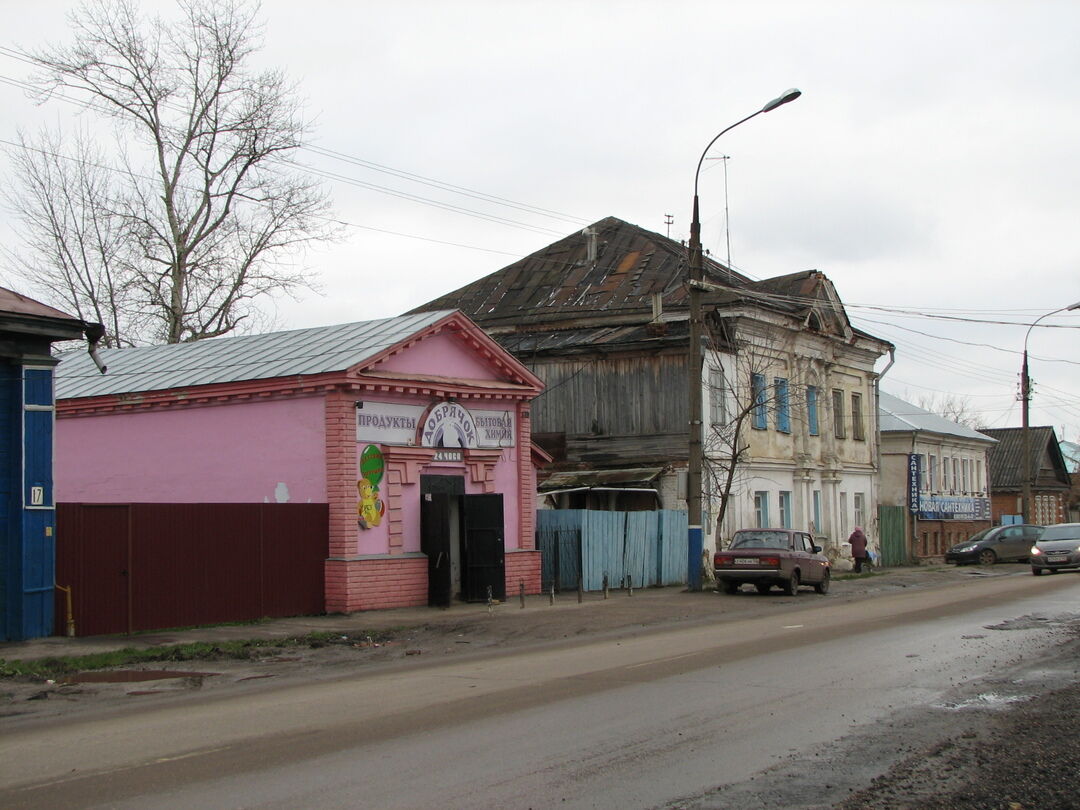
[2,0,1079,442]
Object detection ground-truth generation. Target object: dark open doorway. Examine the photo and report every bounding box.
[420,476,504,606]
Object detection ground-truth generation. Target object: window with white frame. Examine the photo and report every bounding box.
[779,491,793,528]
[928,455,938,491]
[754,491,770,527]
[854,492,865,529]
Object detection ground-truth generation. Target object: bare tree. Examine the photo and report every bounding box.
[914,393,983,430]
[3,129,138,346]
[703,339,808,543]
[3,0,336,345]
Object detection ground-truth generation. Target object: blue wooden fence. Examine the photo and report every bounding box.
[537,510,688,591]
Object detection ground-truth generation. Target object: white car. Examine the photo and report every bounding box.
[1030,523,1080,576]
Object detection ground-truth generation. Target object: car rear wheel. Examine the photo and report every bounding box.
[722,581,740,594]
[783,570,800,596]
[755,583,771,594]
[1032,567,1043,576]
[814,569,830,594]
[978,549,997,566]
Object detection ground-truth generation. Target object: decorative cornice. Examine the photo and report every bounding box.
[58,370,538,418]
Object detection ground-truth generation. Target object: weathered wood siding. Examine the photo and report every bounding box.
[527,352,687,438]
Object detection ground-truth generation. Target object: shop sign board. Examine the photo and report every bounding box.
[356,400,515,448]
[907,454,920,514]
[917,495,991,521]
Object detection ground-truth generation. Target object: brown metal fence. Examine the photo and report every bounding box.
[54,503,328,637]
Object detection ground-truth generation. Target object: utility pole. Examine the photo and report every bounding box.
[685,89,801,591]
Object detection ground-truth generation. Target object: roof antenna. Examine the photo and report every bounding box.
[664,214,673,238]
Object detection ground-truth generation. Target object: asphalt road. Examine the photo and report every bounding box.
[2,572,1078,809]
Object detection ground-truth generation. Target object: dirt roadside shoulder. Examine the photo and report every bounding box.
[0,565,1031,726]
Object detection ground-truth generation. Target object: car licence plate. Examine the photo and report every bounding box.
[1048,554,1068,562]
[733,558,758,565]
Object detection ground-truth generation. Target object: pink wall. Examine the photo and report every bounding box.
[56,397,328,504]
[376,332,500,380]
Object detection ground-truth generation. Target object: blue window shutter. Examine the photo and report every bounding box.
[775,378,790,433]
[751,374,767,429]
[807,386,819,436]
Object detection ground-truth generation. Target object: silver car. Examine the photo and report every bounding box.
[1030,523,1080,576]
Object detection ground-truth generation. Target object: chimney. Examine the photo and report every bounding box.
[582,227,598,263]
[647,293,667,336]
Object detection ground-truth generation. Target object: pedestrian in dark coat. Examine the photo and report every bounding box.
[849,527,868,573]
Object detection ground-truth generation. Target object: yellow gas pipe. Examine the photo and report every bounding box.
[54,583,76,637]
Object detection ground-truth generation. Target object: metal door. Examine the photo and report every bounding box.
[66,505,132,636]
[421,493,454,607]
[462,493,505,602]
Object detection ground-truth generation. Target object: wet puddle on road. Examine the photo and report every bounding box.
[936,692,1033,711]
[62,670,220,684]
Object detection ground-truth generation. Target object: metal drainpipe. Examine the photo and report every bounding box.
[875,347,896,559]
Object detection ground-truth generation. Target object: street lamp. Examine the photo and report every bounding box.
[1020,299,1080,523]
[686,88,801,590]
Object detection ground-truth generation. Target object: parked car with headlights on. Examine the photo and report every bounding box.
[714,528,830,595]
[1030,523,1080,575]
[944,524,1044,566]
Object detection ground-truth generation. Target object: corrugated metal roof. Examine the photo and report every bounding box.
[980,426,1070,490]
[56,310,455,400]
[878,392,996,442]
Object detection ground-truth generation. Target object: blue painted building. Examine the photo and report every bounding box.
[1,288,97,641]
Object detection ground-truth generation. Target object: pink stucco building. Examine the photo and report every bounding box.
[55,310,545,613]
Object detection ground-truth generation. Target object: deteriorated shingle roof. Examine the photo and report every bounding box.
[56,310,456,400]
[409,217,884,350]
[979,426,1071,490]
[409,216,752,330]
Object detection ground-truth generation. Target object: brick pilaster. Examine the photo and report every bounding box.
[325,393,359,559]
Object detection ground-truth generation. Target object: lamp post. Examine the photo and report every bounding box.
[686,88,801,590]
[1020,300,1080,523]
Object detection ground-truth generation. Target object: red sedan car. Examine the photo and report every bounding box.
[714,528,831,595]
